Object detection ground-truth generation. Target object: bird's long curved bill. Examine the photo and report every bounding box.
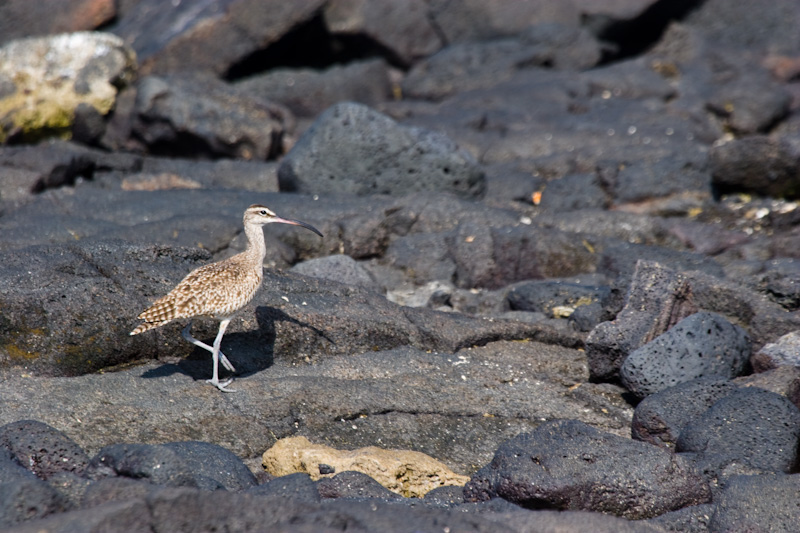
[275,217,323,237]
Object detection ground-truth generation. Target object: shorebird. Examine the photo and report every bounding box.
[130,204,323,392]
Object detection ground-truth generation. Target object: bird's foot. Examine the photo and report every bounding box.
[207,378,236,393]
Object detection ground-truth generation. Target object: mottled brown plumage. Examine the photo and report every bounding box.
[130,204,322,392]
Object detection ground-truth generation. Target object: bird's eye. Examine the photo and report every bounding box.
[260,210,268,216]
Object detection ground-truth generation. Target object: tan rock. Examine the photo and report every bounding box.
[0,32,136,143]
[263,436,469,498]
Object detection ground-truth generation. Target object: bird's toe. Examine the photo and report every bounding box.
[207,378,236,393]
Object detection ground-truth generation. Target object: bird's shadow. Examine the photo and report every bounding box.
[141,305,329,383]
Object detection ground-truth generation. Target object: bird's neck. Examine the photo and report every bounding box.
[243,222,267,265]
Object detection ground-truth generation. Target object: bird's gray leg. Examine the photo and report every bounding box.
[181,321,235,372]
[207,318,235,392]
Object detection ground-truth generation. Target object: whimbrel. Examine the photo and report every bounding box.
[130,204,323,392]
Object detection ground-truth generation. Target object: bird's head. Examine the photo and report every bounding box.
[245,204,323,237]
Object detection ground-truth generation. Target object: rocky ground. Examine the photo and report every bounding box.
[1,0,800,532]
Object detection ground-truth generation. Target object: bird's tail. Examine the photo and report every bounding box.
[129,320,171,336]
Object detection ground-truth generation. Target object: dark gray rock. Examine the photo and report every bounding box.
[645,22,784,138]
[734,366,800,408]
[487,509,671,533]
[385,221,600,290]
[569,301,615,333]
[428,0,582,44]
[586,260,700,382]
[582,58,677,101]
[507,279,611,318]
[0,476,68,529]
[258,271,584,365]
[532,209,677,249]
[132,156,280,192]
[0,339,628,480]
[291,254,378,291]
[45,471,92,510]
[587,260,800,382]
[646,503,715,533]
[323,0,442,66]
[162,441,258,492]
[110,0,327,76]
[278,102,485,198]
[631,378,739,449]
[708,474,800,532]
[684,0,800,56]
[247,473,321,502]
[423,484,464,507]
[677,387,800,474]
[771,226,800,265]
[602,146,711,206]
[71,102,107,147]
[709,135,800,199]
[0,446,38,483]
[132,74,292,160]
[537,173,609,211]
[0,190,583,377]
[665,219,750,255]
[0,166,41,207]
[316,471,401,501]
[681,267,800,352]
[448,223,598,290]
[235,59,392,118]
[81,477,158,509]
[0,420,89,479]
[402,38,534,101]
[481,161,544,204]
[463,419,710,519]
[402,24,601,101]
[752,330,800,373]
[383,232,456,285]
[0,240,213,375]
[85,443,199,488]
[595,237,725,284]
[705,76,791,135]
[7,498,158,533]
[620,312,751,399]
[0,140,139,205]
[762,262,800,311]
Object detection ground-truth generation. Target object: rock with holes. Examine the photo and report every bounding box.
[676,387,800,475]
[463,419,710,519]
[585,260,701,382]
[278,102,485,198]
[262,436,469,498]
[0,420,89,479]
[620,312,751,399]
